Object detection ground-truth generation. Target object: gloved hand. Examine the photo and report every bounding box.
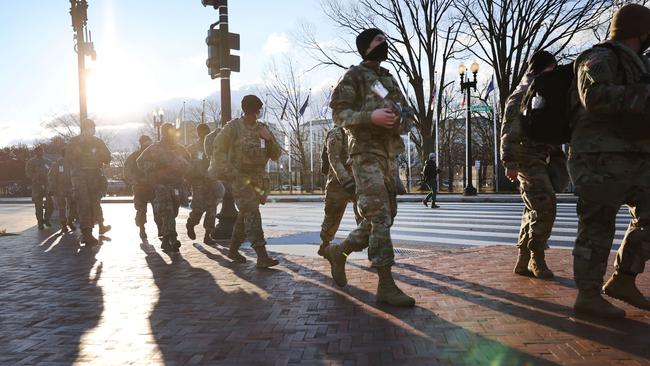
[342,179,356,196]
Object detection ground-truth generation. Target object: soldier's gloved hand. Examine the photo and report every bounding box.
[342,179,356,196]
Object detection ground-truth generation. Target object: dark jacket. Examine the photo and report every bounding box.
[422,159,438,183]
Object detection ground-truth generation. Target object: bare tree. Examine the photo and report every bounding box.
[455,0,610,113]
[299,0,463,165]
[42,113,80,140]
[262,57,312,192]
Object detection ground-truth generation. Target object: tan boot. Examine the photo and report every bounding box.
[254,246,279,268]
[514,248,533,276]
[227,241,246,263]
[528,250,554,279]
[327,243,349,287]
[603,271,650,310]
[317,241,330,259]
[376,266,415,307]
[574,289,626,318]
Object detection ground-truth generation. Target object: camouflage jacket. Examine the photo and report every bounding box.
[48,158,72,195]
[65,135,111,176]
[124,148,148,186]
[326,126,353,186]
[25,156,50,185]
[203,127,222,158]
[185,137,211,182]
[209,118,281,181]
[500,75,555,169]
[571,40,650,153]
[136,142,190,186]
[330,62,407,158]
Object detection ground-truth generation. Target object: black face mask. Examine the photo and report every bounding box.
[365,41,388,61]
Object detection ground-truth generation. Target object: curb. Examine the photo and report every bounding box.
[0,194,578,204]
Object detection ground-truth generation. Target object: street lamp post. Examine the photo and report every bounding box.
[152,109,164,141]
[69,0,96,133]
[459,61,479,196]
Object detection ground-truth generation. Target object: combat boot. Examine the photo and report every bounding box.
[80,229,98,246]
[203,232,217,245]
[37,221,45,230]
[254,246,279,268]
[376,266,416,307]
[139,225,147,240]
[99,223,112,235]
[603,271,650,310]
[317,241,330,259]
[227,242,247,263]
[514,248,533,276]
[171,237,181,253]
[43,219,52,228]
[327,242,352,287]
[186,222,196,240]
[61,222,69,233]
[422,199,428,207]
[161,237,173,252]
[528,250,554,279]
[574,288,626,318]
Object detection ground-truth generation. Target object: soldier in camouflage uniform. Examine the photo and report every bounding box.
[25,146,53,230]
[66,120,111,245]
[327,28,415,307]
[137,123,191,252]
[318,126,360,258]
[124,135,161,240]
[501,51,563,279]
[570,4,650,318]
[48,147,77,233]
[210,95,281,268]
[186,123,224,245]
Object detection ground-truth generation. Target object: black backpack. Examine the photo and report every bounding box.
[520,63,575,144]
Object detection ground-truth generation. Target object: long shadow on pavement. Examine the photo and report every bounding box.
[380,261,650,360]
[0,224,103,365]
[228,250,560,366]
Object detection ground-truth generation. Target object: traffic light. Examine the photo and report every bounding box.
[206,28,240,79]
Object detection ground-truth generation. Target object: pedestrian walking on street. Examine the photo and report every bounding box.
[318,126,361,258]
[326,28,415,307]
[124,135,162,240]
[570,4,650,318]
[25,146,54,230]
[137,124,191,252]
[186,123,224,245]
[422,152,440,209]
[65,119,112,245]
[209,95,282,268]
[48,147,77,233]
[501,51,563,280]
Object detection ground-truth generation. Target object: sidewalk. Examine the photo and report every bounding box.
[1,218,647,365]
[0,192,579,204]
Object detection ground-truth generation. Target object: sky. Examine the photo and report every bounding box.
[0,0,352,148]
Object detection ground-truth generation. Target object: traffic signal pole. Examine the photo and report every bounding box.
[202,0,240,240]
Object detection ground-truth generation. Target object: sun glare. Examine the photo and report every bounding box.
[86,46,158,118]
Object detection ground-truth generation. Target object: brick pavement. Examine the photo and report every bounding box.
[0,219,649,365]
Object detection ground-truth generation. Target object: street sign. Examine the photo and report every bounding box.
[471,105,493,112]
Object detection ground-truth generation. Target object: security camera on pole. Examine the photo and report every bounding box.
[69,0,97,134]
[201,0,241,239]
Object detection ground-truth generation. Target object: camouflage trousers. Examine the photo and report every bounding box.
[153,184,181,239]
[569,152,650,291]
[231,175,267,248]
[71,172,103,230]
[341,154,398,268]
[516,160,557,252]
[133,184,159,228]
[54,193,76,225]
[31,183,53,224]
[188,180,225,230]
[320,179,361,243]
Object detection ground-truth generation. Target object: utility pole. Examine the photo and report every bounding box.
[201,0,241,239]
[70,0,96,133]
